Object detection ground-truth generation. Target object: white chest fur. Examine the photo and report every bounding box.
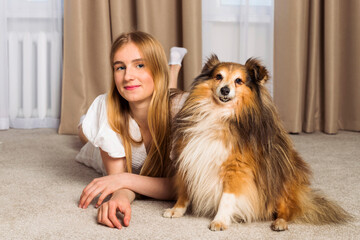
[176,109,232,217]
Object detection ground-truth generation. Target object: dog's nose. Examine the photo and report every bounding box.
[220,86,230,96]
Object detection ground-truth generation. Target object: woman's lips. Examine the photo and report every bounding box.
[124,85,140,90]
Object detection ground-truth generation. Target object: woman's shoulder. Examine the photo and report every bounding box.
[81,93,126,158]
[84,93,108,121]
[90,93,108,109]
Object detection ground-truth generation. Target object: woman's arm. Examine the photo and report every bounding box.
[79,148,176,204]
[80,169,176,208]
[79,149,130,208]
[100,148,127,175]
[79,149,176,208]
[117,173,176,200]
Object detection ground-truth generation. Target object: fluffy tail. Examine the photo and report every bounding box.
[296,190,353,224]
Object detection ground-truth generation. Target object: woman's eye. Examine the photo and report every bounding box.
[137,64,145,69]
[235,78,243,84]
[215,74,223,80]
[115,66,125,71]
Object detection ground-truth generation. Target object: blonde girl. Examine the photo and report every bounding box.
[77,31,188,229]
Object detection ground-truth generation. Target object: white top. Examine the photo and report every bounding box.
[76,92,188,175]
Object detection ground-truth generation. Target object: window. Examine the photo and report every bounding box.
[202,0,274,95]
[0,0,63,129]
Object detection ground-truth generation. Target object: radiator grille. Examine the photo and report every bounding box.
[8,32,61,128]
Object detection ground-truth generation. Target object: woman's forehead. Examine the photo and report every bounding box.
[114,42,143,62]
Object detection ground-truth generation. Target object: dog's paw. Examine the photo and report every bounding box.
[163,208,185,218]
[209,220,229,231]
[271,218,288,231]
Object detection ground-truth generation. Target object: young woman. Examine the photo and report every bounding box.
[77,31,188,229]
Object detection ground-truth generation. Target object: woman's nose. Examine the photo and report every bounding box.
[124,67,135,80]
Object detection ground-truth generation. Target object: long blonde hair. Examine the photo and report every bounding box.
[107,31,171,177]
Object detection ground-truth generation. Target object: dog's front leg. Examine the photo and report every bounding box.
[163,195,189,218]
[210,192,236,231]
[210,154,256,231]
[163,174,189,218]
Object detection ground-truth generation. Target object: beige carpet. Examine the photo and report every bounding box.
[0,129,359,240]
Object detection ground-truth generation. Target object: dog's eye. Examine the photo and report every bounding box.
[235,78,243,85]
[215,74,223,81]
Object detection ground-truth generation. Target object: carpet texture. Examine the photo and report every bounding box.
[0,129,359,239]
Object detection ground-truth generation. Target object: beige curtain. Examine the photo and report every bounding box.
[274,0,360,134]
[59,0,202,134]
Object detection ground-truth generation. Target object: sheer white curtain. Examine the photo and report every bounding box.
[202,0,274,95]
[0,0,62,130]
[0,0,8,129]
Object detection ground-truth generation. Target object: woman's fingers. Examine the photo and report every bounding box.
[80,178,98,199]
[95,191,111,208]
[108,202,122,229]
[79,184,104,209]
[97,201,122,229]
[83,189,101,208]
[124,206,131,226]
[95,198,132,230]
[79,179,97,207]
[119,202,132,227]
[98,203,115,228]
[97,204,102,223]
[79,175,121,208]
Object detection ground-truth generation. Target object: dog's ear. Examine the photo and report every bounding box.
[202,54,220,73]
[245,58,269,85]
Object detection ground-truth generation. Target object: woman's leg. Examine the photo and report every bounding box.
[78,124,88,144]
[169,47,187,89]
[169,65,182,89]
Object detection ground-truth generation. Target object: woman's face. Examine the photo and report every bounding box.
[113,42,154,107]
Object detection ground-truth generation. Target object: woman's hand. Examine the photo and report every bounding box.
[79,173,129,209]
[97,190,132,229]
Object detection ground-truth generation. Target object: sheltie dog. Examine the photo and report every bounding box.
[163,55,351,231]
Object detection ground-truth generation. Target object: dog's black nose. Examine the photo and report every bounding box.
[220,86,230,96]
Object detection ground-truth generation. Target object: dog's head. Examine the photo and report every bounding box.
[196,55,269,106]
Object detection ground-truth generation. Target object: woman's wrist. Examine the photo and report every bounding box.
[117,172,132,190]
[111,188,135,203]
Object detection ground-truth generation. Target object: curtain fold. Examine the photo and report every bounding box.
[274,0,360,134]
[59,0,202,134]
[59,0,112,134]
[181,0,202,90]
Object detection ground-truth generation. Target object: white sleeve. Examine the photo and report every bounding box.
[81,94,126,158]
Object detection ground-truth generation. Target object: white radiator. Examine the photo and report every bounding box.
[7,31,61,128]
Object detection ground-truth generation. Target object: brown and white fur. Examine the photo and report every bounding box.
[163,55,352,231]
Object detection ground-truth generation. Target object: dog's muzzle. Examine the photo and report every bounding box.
[219,86,231,102]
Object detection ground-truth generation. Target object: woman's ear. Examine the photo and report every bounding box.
[245,58,269,85]
[202,54,220,73]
